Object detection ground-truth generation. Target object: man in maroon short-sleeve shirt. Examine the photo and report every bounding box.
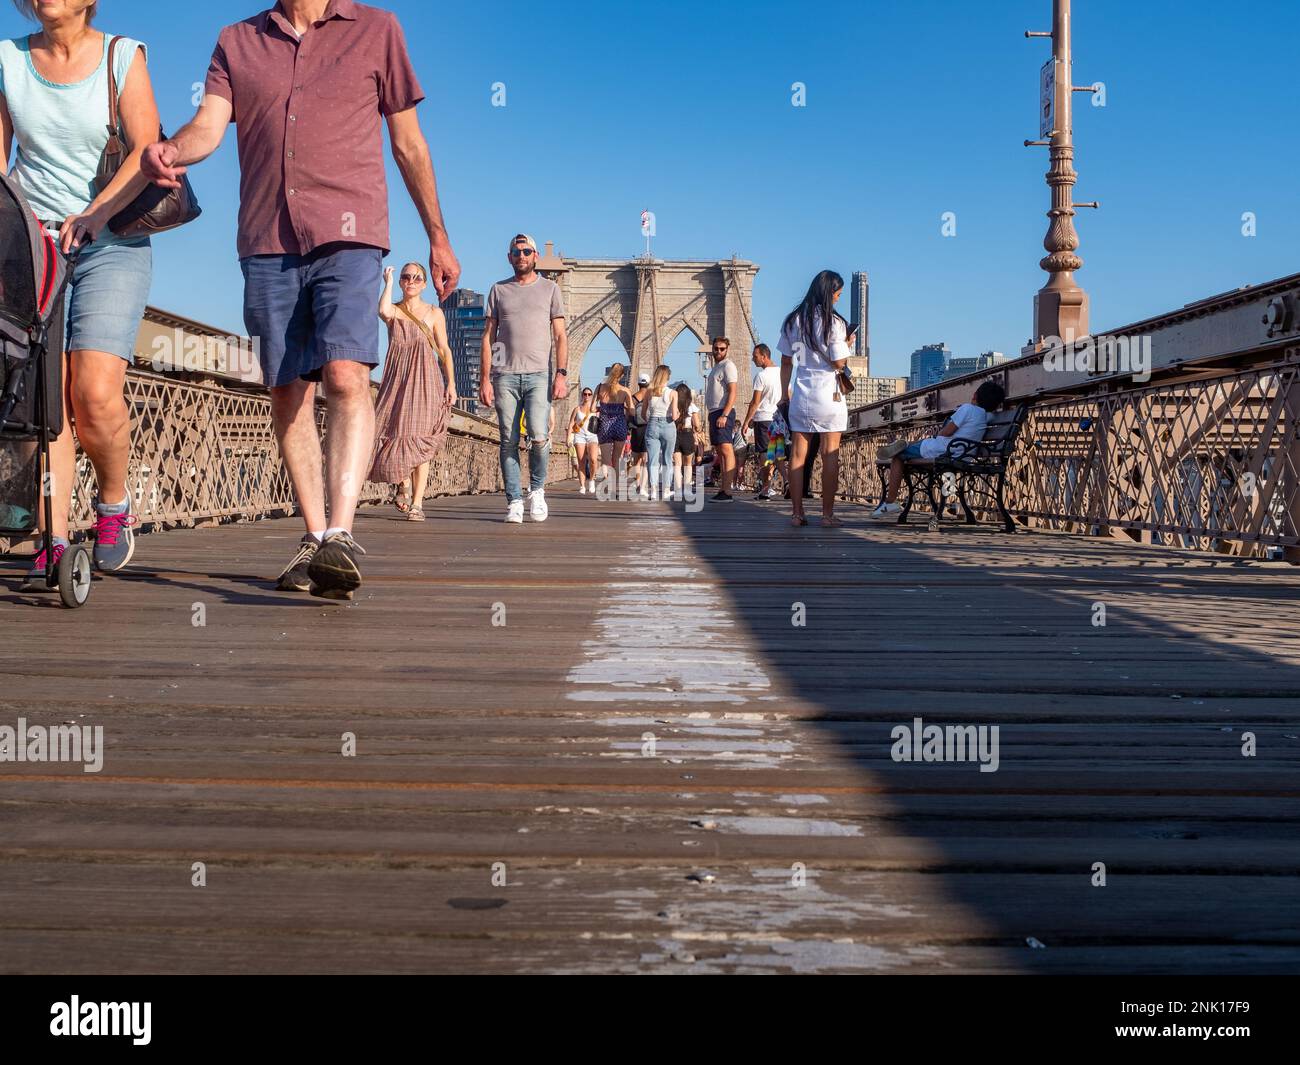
[142,0,459,601]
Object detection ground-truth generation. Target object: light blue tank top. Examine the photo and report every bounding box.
[0,33,147,246]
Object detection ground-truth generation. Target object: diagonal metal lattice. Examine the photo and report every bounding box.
[835,360,1300,556]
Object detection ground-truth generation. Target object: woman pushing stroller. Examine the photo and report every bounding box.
[1,0,160,589]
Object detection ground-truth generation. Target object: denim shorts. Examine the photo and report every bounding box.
[900,442,926,460]
[241,243,382,387]
[64,236,152,361]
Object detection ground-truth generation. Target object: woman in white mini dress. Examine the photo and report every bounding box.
[777,270,852,527]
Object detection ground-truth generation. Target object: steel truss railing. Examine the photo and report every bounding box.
[2,368,517,542]
[835,358,1300,557]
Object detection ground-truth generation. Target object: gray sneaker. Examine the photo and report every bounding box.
[92,499,137,571]
[307,530,365,601]
[276,534,319,592]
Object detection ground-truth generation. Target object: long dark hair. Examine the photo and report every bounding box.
[782,270,846,355]
[674,382,693,428]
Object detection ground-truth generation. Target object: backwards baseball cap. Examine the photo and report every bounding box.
[638,372,651,385]
[510,233,538,253]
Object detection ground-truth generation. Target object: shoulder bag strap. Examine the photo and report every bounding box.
[105,35,124,140]
[397,301,437,351]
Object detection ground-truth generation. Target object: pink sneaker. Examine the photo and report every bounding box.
[93,503,137,571]
[20,541,66,592]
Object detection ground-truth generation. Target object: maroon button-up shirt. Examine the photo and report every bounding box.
[204,0,424,259]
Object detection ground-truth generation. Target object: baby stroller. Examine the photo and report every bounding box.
[0,170,90,607]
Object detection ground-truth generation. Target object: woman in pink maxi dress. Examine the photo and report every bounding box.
[369,263,458,521]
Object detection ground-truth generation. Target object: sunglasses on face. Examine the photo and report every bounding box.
[399,274,423,283]
[509,248,536,258]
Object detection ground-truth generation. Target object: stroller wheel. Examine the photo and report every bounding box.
[57,545,92,608]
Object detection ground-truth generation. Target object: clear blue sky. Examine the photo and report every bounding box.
[4,0,1295,387]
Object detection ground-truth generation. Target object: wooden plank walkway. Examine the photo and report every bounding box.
[2,485,1299,974]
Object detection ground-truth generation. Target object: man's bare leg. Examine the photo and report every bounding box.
[269,378,327,534]
[887,457,905,503]
[320,360,375,532]
[717,443,735,494]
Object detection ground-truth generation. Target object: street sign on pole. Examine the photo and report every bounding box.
[1039,57,1056,137]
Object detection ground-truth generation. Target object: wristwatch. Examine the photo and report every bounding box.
[555,368,567,376]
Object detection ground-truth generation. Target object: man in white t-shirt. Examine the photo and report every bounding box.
[741,344,785,500]
[869,381,1006,520]
[703,336,738,501]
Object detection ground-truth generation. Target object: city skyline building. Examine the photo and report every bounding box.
[850,271,869,368]
[441,288,487,413]
[908,342,951,391]
[942,350,1009,382]
[861,375,909,405]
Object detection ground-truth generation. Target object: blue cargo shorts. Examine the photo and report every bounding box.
[240,242,381,387]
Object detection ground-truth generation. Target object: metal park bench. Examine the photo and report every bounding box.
[875,403,1029,532]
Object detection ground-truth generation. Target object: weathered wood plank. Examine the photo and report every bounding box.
[1,486,1298,974]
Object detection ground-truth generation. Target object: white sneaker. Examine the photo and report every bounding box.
[505,500,524,523]
[579,483,587,495]
[869,502,902,520]
[528,489,548,522]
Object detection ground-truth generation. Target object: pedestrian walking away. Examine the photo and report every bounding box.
[2,3,164,588]
[778,270,852,527]
[594,362,634,492]
[628,371,651,498]
[639,364,679,500]
[141,0,462,599]
[478,233,567,524]
[370,262,457,523]
[671,382,702,498]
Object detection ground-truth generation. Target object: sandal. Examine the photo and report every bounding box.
[821,514,843,528]
[407,507,425,522]
[791,514,808,527]
[394,484,411,514]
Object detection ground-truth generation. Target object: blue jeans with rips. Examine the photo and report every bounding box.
[494,371,551,503]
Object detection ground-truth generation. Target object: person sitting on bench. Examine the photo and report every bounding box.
[869,381,1006,520]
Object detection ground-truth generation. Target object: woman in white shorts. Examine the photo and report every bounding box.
[777,270,852,528]
[569,386,599,493]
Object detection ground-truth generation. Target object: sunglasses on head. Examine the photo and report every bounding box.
[509,247,536,258]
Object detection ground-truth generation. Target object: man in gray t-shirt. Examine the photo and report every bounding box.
[479,233,569,522]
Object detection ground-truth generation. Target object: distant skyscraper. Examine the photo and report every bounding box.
[944,357,981,381]
[942,350,1009,382]
[441,289,487,412]
[909,342,951,391]
[850,271,869,365]
[863,376,909,404]
[845,355,870,396]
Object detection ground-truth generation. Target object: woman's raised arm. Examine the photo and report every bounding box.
[378,266,397,322]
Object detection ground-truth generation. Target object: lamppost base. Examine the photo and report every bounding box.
[1034,278,1090,343]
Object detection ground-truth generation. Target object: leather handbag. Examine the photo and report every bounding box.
[95,36,201,238]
